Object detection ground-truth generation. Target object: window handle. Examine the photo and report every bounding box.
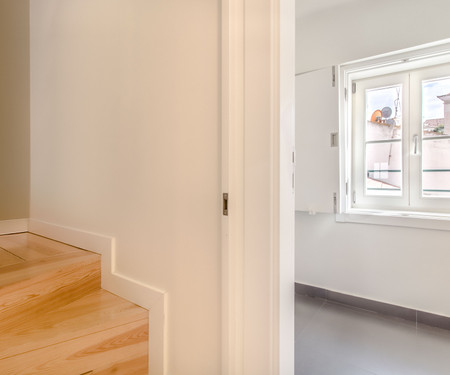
[413,135,419,155]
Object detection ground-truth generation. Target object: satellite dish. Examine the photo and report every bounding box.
[371,110,382,123]
[382,106,392,118]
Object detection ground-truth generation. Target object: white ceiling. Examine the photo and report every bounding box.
[296,0,359,19]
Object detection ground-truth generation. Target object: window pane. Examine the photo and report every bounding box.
[422,138,450,197]
[366,142,402,195]
[422,77,450,197]
[366,85,402,142]
[422,77,450,137]
[365,85,403,196]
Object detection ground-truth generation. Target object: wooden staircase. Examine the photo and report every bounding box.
[0,233,149,374]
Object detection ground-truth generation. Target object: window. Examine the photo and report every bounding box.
[341,42,450,217]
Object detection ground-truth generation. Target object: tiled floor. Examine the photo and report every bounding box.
[295,293,450,375]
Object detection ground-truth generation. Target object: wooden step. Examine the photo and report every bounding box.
[0,251,101,328]
[0,319,148,375]
[0,233,81,264]
[0,248,23,268]
[0,233,148,374]
[0,289,149,374]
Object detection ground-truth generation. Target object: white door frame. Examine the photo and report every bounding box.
[221,0,296,374]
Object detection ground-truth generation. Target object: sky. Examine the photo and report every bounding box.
[422,78,450,121]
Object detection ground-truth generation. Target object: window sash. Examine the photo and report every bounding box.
[350,62,450,214]
[409,62,450,212]
[351,73,409,210]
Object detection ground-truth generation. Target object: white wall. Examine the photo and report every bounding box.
[296,0,450,316]
[296,212,450,316]
[30,1,220,374]
[0,0,29,220]
[296,0,450,74]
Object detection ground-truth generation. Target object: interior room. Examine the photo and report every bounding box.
[5,0,450,373]
[0,0,295,374]
[295,0,450,374]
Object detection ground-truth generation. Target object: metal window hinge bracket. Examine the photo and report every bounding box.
[352,82,356,94]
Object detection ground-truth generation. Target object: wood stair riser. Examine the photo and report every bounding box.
[0,254,101,329]
[0,319,149,375]
[0,289,148,361]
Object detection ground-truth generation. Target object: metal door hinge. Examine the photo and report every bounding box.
[223,193,228,216]
[330,132,339,147]
[332,66,336,87]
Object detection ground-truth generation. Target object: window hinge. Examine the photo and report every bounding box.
[330,132,339,147]
[332,66,336,87]
[333,192,337,213]
[352,191,356,204]
[344,87,348,101]
[345,181,348,195]
[352,82,356,94]
[223,193,228,216]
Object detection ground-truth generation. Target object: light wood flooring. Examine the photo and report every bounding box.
[0,233,149,375]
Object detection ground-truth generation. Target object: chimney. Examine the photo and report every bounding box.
[437,93,450,135]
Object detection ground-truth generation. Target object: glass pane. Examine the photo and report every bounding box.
[366,85,402,142]
[422,77,450,197]
[422,77,450,137]
[422,138,450,197]
[366,142,402,195]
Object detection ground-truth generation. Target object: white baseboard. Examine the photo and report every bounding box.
[28,219,167,375]
[0,219,29,235]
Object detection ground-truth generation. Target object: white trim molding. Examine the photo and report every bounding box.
[27,219,167,375]
[221,0,295,374]
[221,0,245,373]
[0,219,29,235]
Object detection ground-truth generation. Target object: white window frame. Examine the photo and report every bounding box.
[338,39,450,230]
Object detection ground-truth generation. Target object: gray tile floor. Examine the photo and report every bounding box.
[295,293,450,375]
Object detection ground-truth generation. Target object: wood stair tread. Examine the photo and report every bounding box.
[0,289,148,361]
[0,233,82,263]
[0,233,82,261]
[0,251,100,288]
[0,248,24,268]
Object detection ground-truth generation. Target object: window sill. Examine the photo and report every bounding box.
[336,209,450,231]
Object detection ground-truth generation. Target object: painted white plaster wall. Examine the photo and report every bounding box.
[296,0,450,316]
[0,0,29,220]
[30,1,220,373]
[296,0,450,74]
[296,212,450,316]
